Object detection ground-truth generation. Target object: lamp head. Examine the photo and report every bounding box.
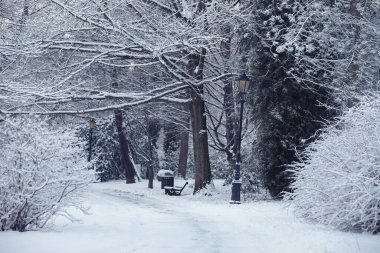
[89,119,96,129]
[237,73,251,93]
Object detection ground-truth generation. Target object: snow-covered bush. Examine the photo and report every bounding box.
[287,96,380,233]
[0,118,92,232]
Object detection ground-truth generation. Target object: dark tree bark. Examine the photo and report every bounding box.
[190,87,212,193]
[178,116,190,179]
[218,23,238,186]
[114,109,136,184]
[188,48,212,193]
[223,81,236,185]
[147,135,154,188]
[146,116,159,188]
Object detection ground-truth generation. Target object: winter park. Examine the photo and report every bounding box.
[0,1,380,253]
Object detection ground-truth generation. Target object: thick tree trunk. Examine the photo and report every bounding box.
[219,24,237,186]
[190,87,211,193]
[188,49,212,194]
[114,109,136,184]
[223,81,236,185]
[147,155,154,188]
[178,117,189,179]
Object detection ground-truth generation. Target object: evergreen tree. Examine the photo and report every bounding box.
[80,118,123,182]
[242,0,337,198]
[162,122,179,172]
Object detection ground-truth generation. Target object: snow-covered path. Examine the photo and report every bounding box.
[1,180,379,253]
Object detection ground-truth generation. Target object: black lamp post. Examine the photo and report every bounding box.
[230,73,251,204]
[88,119,96,162]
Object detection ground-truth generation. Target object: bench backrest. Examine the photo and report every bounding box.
[179,182,189,194]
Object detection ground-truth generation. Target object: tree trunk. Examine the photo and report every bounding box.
[114,109,136,184]
[147,125,154,189]
[147,156,154,188]
[178,116,190,179]
[190,86,211,193]
[219,23,237,186]
[188,48,211,193]
[223,81,236,185]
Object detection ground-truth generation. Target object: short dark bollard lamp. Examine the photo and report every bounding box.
[230,73,251,204]
[88,118,96,162]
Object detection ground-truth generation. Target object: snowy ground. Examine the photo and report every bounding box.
[1,179,379,253]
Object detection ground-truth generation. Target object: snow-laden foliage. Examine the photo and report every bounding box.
[0,118,92,232]
[91,120,123,182]
[239,0,338,198]
[78,118,123,182]
[237,0,379,198]
[287,96,380,233]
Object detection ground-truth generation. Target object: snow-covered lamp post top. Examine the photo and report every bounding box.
[237,73,251,94]
[89,119,96,129]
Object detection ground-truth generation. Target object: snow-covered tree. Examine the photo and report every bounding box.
[237,0,379,198]
[0,117,92,232]
[286,94,380,233]
[238,0,337,198]
[0,0,241,194]
[275,0,380,102]
[79,118,123,182]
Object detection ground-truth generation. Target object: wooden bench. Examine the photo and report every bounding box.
[164,182,188,196]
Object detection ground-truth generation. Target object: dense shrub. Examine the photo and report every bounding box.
[286,96,380,233]
[0,118,92,231]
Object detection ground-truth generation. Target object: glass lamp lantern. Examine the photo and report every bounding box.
[237,73,251,93]
[89,119,96,129]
